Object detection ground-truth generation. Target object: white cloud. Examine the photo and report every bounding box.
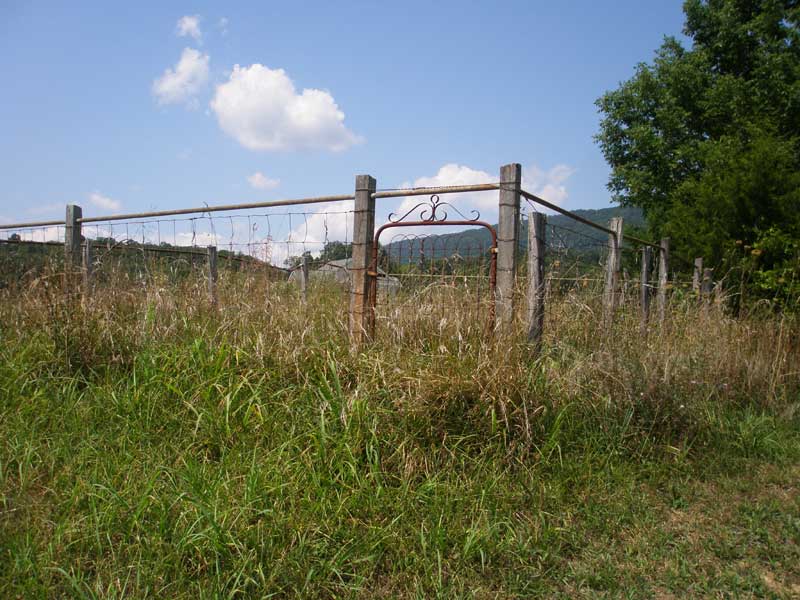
[152,48,210,106]
[523,164,574,207]
[395,164,496,217]
[176,15,202,42]
[89,192,122,211]
[218,17,229,36]
[247,172,280,190]
[210,63,363,152]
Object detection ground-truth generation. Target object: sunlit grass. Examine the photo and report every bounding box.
[1,266,798,597]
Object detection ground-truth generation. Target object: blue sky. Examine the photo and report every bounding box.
[0,1,688,255]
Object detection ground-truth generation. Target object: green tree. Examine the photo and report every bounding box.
[319,241,351,262]
[596,0,800,305]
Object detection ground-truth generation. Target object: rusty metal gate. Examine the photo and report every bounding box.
[367,195,497,338]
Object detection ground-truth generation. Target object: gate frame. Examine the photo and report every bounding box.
[366,195,498,340]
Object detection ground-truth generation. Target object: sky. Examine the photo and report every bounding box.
[0,1,688,261]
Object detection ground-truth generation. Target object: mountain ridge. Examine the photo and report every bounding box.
[382,205,645,261]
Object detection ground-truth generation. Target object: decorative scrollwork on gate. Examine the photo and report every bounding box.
[387,195,481,224]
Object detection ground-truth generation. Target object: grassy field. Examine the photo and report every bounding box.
[1,272,799,598]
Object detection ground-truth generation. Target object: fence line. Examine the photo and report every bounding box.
[0,162,719,350]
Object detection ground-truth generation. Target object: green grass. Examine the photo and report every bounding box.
[1,276,799,598]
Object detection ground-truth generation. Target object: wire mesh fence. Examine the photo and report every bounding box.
[1,175,710,349]
[373,228,497,341]
[0,225,67,289]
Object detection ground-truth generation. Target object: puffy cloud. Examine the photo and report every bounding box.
[88,192,122,211]
[210,64,363,152]
[395,163,574,216]
[395,164,496,218]
[176,15,202,42]
[247,172,280,190]
[152,48,210,106]
[523,164,574,207]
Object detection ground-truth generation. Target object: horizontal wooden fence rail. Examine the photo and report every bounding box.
[0,219,66,230]
[78,194,357,224]
[372,183,500,199]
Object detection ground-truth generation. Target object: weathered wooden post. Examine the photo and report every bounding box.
[657,238,669,324]
[640,245,652,333]
[64,204,82,295]
[349,174,376,349]
[692,257,703,297]
[603,217,624,323]
[300,254,309,304]
[496,163,521,331]
[82,240,93,299]
[701,267,713,301]
[527,211,546,349]
[207,245,218,306]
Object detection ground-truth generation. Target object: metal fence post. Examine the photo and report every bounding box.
[349,174,376,349]
[640,245,652,333]
[496,163,521,331]
[207,245,218,306]
[657,237,669,324]
[527,211,546,349]
[65,204,82,295]
[603,217,624,324]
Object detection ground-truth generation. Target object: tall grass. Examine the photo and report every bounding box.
[1,265,798,597]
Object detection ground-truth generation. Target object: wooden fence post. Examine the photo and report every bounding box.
[603,217,623,323]
[207,245,218,306]
[65,204,82,295]
[640,245,652,333]
[496,163,521,331]
[300,255,309,304]
[657,237,670,324]
[82,240,93,299]
[701,267,713,301]
[693,257,703,297]
[349,174,376,349]
[527,211,546,349]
